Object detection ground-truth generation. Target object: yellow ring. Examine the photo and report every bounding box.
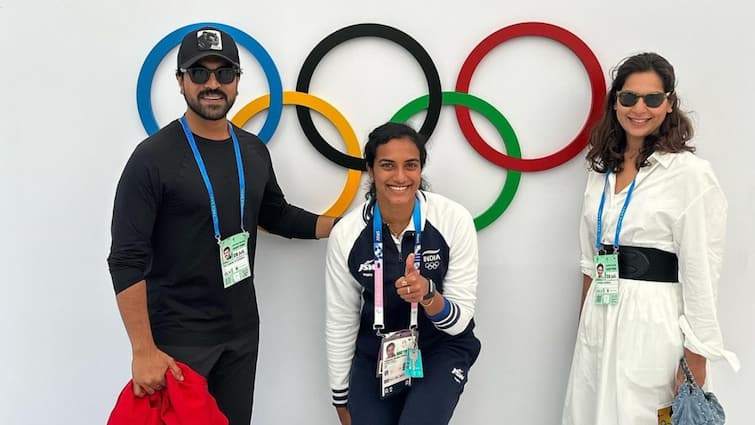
[231,91,362,216]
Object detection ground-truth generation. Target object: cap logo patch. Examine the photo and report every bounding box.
[196,30,222,51]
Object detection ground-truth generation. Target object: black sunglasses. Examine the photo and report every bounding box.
[180,66,240,85]
[616,91,670,108]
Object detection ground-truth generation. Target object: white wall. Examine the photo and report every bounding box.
[1,1,753,423]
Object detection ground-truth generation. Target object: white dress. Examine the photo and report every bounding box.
[562,151,739,425]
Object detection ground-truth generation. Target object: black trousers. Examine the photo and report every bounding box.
[159,329,259,425]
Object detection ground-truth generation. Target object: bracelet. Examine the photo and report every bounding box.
[420,295,435,308]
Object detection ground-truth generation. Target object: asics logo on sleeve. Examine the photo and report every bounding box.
[358,259,376,276]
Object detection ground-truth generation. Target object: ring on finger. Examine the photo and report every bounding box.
[406,286,411,295]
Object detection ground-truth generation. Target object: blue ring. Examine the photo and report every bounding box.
[136,22,283,142]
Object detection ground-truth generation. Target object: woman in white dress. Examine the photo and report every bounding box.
[562,52,739,425]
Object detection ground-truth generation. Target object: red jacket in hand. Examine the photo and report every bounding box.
[108,362,227,425]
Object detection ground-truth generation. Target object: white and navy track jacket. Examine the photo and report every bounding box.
[325,191,480,406]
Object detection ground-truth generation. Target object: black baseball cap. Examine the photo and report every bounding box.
[177,27,240,69]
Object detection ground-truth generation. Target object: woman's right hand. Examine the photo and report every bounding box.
[335,406,351,425]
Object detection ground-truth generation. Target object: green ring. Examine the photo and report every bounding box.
[390,91,522,231]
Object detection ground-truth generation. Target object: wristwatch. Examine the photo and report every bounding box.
[423,279,436,300]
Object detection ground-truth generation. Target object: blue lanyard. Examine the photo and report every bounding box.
[372,197,422,332]
[179,116,246,241]
[595,171,636,250]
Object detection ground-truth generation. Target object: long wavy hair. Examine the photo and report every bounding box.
[587,52,695,173]
[364,122,428,204]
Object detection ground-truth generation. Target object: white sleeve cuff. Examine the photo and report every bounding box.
[679,314,740,371]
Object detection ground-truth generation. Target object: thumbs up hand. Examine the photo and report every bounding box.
[394,253,429,303]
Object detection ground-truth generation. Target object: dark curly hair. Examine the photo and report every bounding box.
[586,52,694,173]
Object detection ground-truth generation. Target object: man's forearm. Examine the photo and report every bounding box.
[316,215,339,239]
[116,280,156,353]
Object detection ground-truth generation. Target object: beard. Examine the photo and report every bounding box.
[184,89,236,121]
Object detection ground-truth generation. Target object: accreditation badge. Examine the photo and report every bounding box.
[219,232,251,288]
[404,346,424,378]
[378,330,415,398]
[593,253,619,305]
[657,403,672,425]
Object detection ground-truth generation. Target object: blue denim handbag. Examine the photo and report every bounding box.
[672,357,725,425]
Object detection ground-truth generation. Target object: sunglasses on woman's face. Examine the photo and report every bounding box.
[181,66,240,85]
[616,91,670,108]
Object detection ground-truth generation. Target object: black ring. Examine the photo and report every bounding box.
[296,23,442,171]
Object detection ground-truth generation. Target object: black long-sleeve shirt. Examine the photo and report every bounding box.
[107,120,318,345]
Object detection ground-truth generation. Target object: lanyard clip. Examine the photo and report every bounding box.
[374,325,384,337]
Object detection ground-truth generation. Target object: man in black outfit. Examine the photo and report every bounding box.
[107,26,337,425]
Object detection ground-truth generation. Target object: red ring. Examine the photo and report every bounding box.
[455,22,606,172]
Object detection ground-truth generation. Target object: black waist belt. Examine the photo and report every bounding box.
[600,244,678,282]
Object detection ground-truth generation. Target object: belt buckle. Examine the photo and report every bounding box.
[621,247,650,278]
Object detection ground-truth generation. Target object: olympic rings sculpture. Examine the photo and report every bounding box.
[136,21,606,230]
